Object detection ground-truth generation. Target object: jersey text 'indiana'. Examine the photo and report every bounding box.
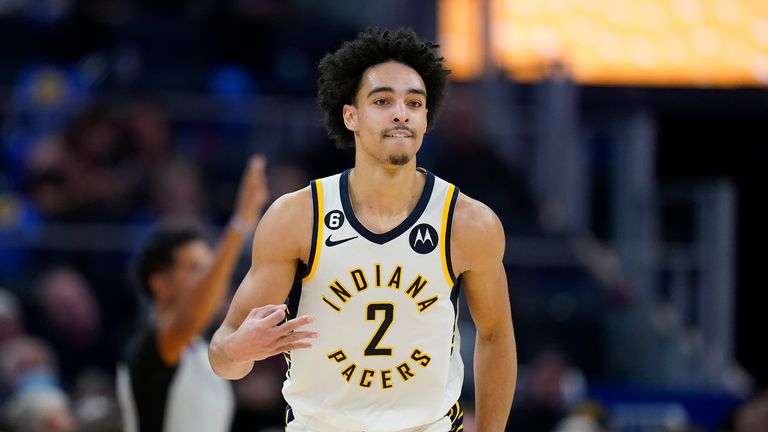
[321,264,439,313]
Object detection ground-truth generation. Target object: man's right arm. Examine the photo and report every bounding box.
[209,187,318,380]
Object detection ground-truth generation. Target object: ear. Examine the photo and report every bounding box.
[342,104,358,132]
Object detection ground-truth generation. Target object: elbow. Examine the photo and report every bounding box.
[209,343,241,380]
[476,321,516,346]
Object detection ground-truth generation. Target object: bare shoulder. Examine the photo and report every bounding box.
[266,185,313,218]
[451,192,505,272]
[253,186,314,262]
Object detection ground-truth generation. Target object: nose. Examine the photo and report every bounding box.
[392,101,409,123]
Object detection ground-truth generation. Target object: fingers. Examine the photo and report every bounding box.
[247,306,315,335]
[273,341,313,356]
[261,306,288,327]
[273,333,316,355]
[277,315,314,333]
[248,154,266,174]
[247,304,285,319]
[279,330,318,344]
[233,154,269,223]
[271,321,318,357]
[245,155,267,188]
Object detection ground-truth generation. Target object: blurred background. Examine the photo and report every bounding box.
[0,0,766,431]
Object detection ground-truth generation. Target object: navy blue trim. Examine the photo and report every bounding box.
[445,186,460,282]
[339,168,435,245]
[298,180,319,278]
[285,405,295,426]
[286,270,304,320]
[284,270,304,377]
[450,276,461,310]
[450,276,461,355]
[447,400,464,432]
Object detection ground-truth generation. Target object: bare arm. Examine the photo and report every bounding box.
[453,194,517,431]
[157,155,268,365]
[209,187,318,379]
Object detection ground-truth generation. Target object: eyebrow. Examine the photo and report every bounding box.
[366,86,427,98]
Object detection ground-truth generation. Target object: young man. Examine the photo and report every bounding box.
[117,156,268,432]
[209,28,517,431]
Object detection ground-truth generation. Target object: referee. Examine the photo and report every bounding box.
[117,156,268,432]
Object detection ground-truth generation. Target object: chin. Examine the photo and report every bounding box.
[387,153,412,166]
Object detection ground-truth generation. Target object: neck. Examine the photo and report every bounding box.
[348,155,425,227]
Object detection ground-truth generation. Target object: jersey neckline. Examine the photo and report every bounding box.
[339,168,435,245]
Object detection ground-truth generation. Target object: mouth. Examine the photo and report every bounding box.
[383,129,414,138]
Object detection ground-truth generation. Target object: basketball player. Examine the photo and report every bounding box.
[209,28,517,431]
[117,155,268,432]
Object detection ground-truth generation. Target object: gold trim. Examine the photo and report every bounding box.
[302,181,324,282]
[440,184,456,286]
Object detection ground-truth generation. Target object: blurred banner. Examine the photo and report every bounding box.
[439,0,768,86]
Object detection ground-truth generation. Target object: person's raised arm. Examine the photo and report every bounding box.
[209,186,318,380]
[157,155,268,365]
[453,194,517,431]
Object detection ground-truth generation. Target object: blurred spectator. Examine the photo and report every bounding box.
[734,392,768,432]
[150,159,206,224]
[70,369,118,427]
[36,267,100,353]
[554,401,609,432]
[720,391,768,432]
[3,65,87,191]
[2,387,76,432]
[229,357,286,432]
[124,99,172,168]
[29,267,110,387]
[0,336,59,395]
[23,136,72,218]
[60,104,136,219]
[735,394,768,432]
[507,348,586,432]
[23,103,139,221]
[0,289,23,346]
[122,98,175,219]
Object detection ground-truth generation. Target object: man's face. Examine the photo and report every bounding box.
[165,240,213,301]
[343,61,428,166]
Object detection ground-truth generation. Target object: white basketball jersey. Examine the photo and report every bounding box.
[282,168,463,432]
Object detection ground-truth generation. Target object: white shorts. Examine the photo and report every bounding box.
[284,402,463,432]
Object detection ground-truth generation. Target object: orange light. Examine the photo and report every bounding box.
[438,0,768,86]
[438,0,484,80]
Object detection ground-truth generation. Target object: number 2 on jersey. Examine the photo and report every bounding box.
[364,303,394,356]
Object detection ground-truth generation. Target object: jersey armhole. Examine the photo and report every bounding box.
[440,185,459,285]
[301,180,324,282]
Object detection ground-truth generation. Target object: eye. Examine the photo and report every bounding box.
[374,99,389,105]
[408,100,424,108]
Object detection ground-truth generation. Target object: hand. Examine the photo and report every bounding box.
[223,304,317,362]
[233,155,269,228]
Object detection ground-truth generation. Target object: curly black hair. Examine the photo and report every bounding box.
[317,27,451,149]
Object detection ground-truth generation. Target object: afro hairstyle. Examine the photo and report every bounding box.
[317,27,451,149]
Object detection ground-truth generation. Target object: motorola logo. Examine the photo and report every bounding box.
[409,224,438,254]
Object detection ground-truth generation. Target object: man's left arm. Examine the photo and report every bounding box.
[454,195,517,431]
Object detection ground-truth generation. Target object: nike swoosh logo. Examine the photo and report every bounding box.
[325,235,358,247]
